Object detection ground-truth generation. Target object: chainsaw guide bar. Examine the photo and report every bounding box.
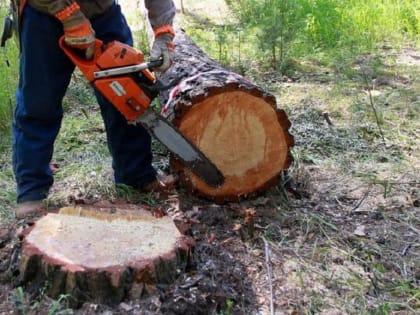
[138,109,225,187]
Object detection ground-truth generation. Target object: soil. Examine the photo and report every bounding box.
[0,164,418,314]
[1,120,419,315]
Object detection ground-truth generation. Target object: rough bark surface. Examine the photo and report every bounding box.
[159,31,294,202]
[18,205,193,306]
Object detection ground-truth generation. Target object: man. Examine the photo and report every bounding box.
[13,0,177,219]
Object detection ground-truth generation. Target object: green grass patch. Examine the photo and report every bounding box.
[0,3,19,136]
[187,0,420,76]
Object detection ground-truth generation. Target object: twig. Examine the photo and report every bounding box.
[401,243,412,257]
[391,218,420,236]
[322,111,334,126]
[368,273,381,297]
[351,188,370,212]
[261,236,275,315]
[405,223,420,235]
[180,0,185,14]
[361,70,386,143]
[233,224,246,242]
[245,209,256,239]
[323,170,354,191]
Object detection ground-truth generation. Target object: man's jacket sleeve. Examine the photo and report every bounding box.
[26,0,175,33]
[28,0,78,16]
[145,0,176,29]
[27,0,114,21]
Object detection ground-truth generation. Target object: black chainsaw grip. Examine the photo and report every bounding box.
[148,59,164,70]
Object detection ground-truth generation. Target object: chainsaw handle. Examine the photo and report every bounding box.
[59,36,104,81]
[59,36,103,61]
[147,58,164,70]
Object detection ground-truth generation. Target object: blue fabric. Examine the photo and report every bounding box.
[13,3,156,203]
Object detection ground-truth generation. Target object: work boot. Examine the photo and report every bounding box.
[15,200,45,219]
[142,174,177,193]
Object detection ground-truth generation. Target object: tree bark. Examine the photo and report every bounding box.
[158,30,294,202]
[18,205,193,306]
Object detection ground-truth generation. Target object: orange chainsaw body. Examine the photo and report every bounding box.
[59,37,156,121]
[59,37,227,188]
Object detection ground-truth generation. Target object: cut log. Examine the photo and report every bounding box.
[159,31,294,202]
[18,205,193,306]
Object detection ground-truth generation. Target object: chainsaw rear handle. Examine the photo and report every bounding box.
[59,36,104,81]
[59,36,163,81]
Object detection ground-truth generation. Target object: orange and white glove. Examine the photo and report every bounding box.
[150,25,175,72]
[54,2,95,59]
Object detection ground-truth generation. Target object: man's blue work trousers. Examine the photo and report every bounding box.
[12,4,156,203]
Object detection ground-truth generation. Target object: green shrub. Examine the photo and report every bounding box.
[229,0,306,71]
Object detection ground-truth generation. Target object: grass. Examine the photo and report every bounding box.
[0,144,15,220]
[10,286,73,315]
[261,183,419,313]
[0,1,19,136]
[256,21,419,311]
[185,0,420,75]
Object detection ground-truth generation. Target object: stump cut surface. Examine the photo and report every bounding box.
[25,213,180,269]
[19,206,192,305]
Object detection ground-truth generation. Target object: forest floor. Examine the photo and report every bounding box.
[0,1,419,314]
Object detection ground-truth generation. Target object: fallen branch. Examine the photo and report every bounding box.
[361,69,386,144]
[351,188,371,212]
[322,111,334,126]
[261,236,275,315]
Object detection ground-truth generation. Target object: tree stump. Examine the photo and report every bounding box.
[18,205,193,306]
[159,31,294,202]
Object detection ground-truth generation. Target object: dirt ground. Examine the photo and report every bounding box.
[0,153,418,314]
[0,77,418,314]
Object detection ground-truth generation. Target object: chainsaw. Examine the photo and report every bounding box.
[59,37,224,187]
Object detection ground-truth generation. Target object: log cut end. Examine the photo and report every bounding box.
[170,89,294,201]
[160,30,294,202]
[19,206,192,306]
